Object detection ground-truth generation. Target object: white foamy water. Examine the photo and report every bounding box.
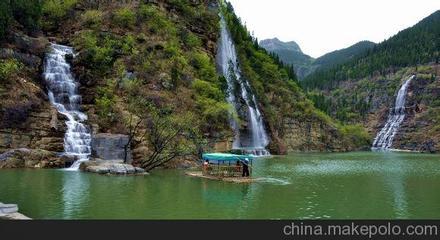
[217,15,270,156]
[372,75,415,150]
[44,44,91,170]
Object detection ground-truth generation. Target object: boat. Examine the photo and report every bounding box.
[185,153,256,183]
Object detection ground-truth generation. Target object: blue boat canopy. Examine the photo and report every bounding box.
[202,153,254,162]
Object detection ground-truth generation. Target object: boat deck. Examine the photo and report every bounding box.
[185,171,257,184]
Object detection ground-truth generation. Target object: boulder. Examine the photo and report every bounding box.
[91,133,132,163]
[9,32,49,56]
[80,159,148,175]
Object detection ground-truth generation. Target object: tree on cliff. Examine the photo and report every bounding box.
[123,99,202,171]
[141,109,200,171]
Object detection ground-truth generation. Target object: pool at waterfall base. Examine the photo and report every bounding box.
[1,152,440,219]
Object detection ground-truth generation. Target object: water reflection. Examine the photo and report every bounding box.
[61,171,90,219]
[381,153,409,218]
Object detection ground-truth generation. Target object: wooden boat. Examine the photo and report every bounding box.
[185,153,256,183]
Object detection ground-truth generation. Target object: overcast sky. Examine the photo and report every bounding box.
[227,0,440,58]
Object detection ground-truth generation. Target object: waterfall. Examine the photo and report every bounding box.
[44,44,92,170]
[372,75,415,150]
[217,15,270,156]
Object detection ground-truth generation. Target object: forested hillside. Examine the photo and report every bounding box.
[303,10,440,90]
[313,41,375,72]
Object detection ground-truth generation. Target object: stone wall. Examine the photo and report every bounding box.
[0,103,66,153]
[91,133,132,162]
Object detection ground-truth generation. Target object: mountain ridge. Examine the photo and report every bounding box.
[260,38,376,79]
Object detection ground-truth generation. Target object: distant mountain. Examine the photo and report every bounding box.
[314,41,376,71]
[260,38,375,79]
[259,38,315,79]
[303,10,440,90]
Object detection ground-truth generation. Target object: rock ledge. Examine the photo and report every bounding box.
[80,160,148,175]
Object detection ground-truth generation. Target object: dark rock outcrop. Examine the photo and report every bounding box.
[8,32,49,57]
[92,133,132,162]
[0,48,42,68]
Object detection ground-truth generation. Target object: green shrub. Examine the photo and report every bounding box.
[121,77,142,96]
[73,31,117,74]
[181,29,202,49]
[96,79,117,124]
[195,96,231,131]
[338,124,371,148]
[81,10,103,28]
[137,4,175,35]
[191,51,217,82]
[192,79,224,101]
[42,0,76,21]
[121,34,136,55]
[113,7,136,28]
[137,4,159,20]
[0,59,23,81]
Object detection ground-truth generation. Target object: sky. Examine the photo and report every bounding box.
[227,0,440,58]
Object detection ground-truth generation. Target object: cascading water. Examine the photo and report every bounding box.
[372,75,415,150]
[44,44,92,170]
[217,15,270,156]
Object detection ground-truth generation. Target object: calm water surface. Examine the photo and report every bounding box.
[1,152,440,219]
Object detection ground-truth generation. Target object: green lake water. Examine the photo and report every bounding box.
[1,152,440,219]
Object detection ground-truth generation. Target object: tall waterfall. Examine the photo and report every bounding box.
[44,44,92,170]
[217,16,270,156]
[372,75,415,150]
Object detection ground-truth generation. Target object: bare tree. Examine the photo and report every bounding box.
[140,110,199,171]
[123,101,201,171]
[123,113,143,163]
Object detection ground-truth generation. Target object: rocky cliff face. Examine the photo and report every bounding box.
[282,118,339,152]
[327,64,440,152]
[0,28,71,168]
[0,104,66,153]
[392,66,440,152]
